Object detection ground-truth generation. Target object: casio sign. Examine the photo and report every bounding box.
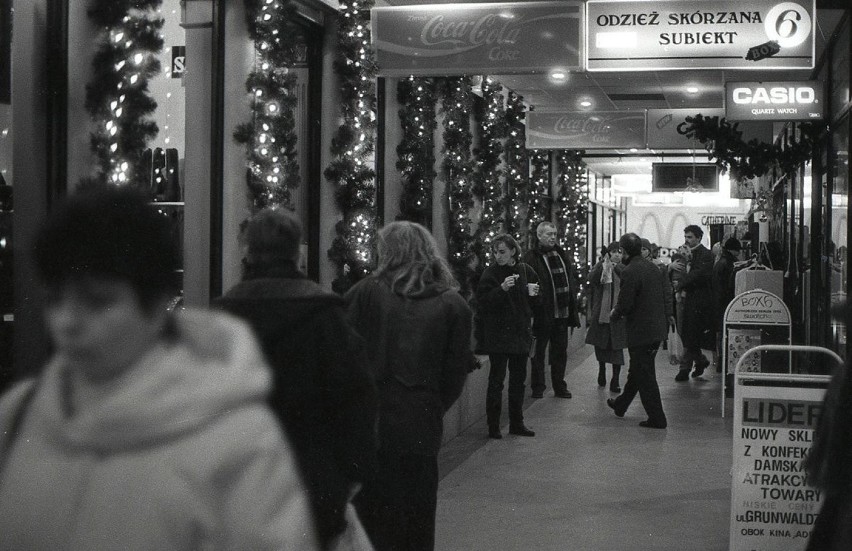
[732,86,816,105]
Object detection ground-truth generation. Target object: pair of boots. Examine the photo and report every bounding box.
[597,363,622,393]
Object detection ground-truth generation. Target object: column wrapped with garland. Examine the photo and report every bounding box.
[83,0,164,188]
[324,0,377,294]
[440,76,476,295]
[526,150,552,249]
[504,91,529,245]
[555,150,589,295]
[472,76,507,270]
[233,0,302,211]
[396,76,437,227]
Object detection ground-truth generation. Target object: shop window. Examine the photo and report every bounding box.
[830,17,850,119]
[0,0,11,385]
[829,114,849,358]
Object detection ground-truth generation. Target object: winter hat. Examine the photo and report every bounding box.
[640,238,652,251]
[724,237,742,252]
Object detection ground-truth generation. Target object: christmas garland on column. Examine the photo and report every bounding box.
[324,0,378,294]
[555,150,589,288]
[472,76,507,269]
[234,0,302,211]
[526,150,552,248]
[440,76,476,296]
[504,91,529,245]
[83,0,164,187]
[396,76,437,227]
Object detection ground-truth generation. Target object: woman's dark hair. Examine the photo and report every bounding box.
[684,224,704,239]
[34,185,179,310]
[491,234,521,262]
[241,207,302,279]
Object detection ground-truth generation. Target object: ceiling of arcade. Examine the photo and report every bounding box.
[379,1,846,180]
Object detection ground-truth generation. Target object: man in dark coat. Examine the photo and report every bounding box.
[712,237,742,371]
[522,221,581,399]
[215,208,377,550]
[606,232,671,429]
[674,224,716,381]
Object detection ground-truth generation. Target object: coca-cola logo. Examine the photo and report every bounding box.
[420,13,522,48]
[553,115,618,135]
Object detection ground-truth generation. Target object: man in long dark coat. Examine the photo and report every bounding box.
[674,224,716,381]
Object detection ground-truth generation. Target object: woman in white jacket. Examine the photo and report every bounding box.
[0,186,317,550]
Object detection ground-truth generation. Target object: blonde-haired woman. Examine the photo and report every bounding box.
[345,221,473,551]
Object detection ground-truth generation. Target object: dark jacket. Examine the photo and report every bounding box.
[677,244,716,349]
[712,250,738,329]
[522,245,581,334]
[474,262,539,355]
[345,275,472,456]
[585,260,627,350]
[215,268,377,549]
[611,255,670,347]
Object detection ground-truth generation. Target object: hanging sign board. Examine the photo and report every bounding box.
[371,1,584,77]
[731,383,826,550]
[726,289,791,325]
[586,0,816,71]
[647,108,725,149]
[526,111,646,149]
[725,80,824,121]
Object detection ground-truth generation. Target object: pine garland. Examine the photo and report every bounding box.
[324,0,377,294]
[678,114,821,181]
[396,76,437,227]
[526,150,552,248]
[504,91,529,246]
[555,150,588,286]
[83,0,164,187]
[234,0,302,211]
[472,76,507,269]
[440,76,476,295]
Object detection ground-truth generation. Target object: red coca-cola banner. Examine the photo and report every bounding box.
[371,2,583,77]
[526,111,646,149]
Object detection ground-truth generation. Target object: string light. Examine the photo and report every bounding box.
[473,76,507,270]
[555,150,590,295]
[397,76,436,226]
[504,91,529,246]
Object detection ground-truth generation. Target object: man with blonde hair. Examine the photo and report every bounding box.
[522,221,580,399]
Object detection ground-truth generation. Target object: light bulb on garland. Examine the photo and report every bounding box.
[555,150,590,291]
[504,91,529,245]
[83,0,164,189]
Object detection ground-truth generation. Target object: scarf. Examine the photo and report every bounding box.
[599,267,620,324]
[543,249,571,318]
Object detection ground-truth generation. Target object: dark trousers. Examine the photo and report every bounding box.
[679,345,709,371]
[354,450,439,551]
[487,353,528,428]
[530,318,569,394]
[612,342,667,425]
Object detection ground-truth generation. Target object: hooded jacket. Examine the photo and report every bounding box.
[0,309,317,551]
[345,275,472,456]
[215,270,377,549]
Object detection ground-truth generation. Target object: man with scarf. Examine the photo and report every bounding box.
[523,221,581,399]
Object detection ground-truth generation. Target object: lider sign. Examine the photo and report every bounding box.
[725,81,824,121]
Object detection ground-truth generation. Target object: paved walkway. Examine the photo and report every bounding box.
[436,345,734,551]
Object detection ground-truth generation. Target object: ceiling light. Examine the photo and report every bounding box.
[550,71,566,80]
[580,100,592,107]
[630,148,638,153]
[686,86,699,94]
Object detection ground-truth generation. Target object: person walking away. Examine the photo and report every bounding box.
[215,207,377,550]
[606,233,671,429]
[475,234,539,439]
[712,237,741,374]
[0,186,317,550]
[667,247,689,365]
[674,224,715,381]
[522,221,580,399]
[585,241,627,393]
[345,221,472,551]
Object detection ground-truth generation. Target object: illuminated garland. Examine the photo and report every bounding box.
[526,150,552,247]
[472,76,507,269]
[504,91,528,245]
[678,114,821,180]
[555,150,588,285]
[324,0,377,294]
[234,0,302,210]
[440,76,476,295]
[396,76,437,227]
[83,0,164,187]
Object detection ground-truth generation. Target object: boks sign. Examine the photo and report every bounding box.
[371,2,583,76]
[725,81,824,121]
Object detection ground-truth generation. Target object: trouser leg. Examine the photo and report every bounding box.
[636,342,667,425]
[486,354,509,428]
[506,354,528,425]
[613,350,640,414]
[548,319,569,393]
[530,335,549,394]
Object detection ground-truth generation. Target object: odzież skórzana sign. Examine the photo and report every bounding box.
[371,2,583,77]
[586,0,815,71]
[725,81,824,121]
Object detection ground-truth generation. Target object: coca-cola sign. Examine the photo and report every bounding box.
[372,2,583,77]
[526,111,646,149]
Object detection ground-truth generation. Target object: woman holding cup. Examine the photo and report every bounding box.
[474,234,540,439]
